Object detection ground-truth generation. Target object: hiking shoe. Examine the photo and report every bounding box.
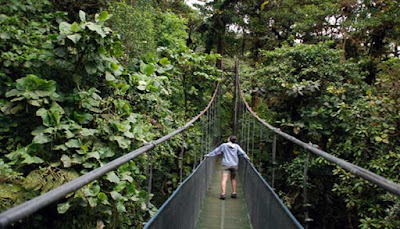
[220,194,226,200]
[231,193,237,198]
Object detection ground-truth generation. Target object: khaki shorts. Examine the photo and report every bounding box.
[222,166,238,175]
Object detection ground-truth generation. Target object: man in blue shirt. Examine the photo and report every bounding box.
[206,135,250,200]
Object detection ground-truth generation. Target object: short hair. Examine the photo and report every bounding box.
[229,135,237,143]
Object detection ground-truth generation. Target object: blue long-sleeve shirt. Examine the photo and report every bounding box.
[206,142,250,167]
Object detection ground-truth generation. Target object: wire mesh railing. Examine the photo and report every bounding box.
[239,157,303,229]
[144,156,217,229]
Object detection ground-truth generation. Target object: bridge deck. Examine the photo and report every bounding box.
[195,160,252,229]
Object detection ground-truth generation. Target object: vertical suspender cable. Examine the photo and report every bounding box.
[179,134,185,184]
[200,116,204,160]
[247,111,251,153]
[211,100,213,148]
[241,103,245,146]
[303,152,312,228]
[193,135,197,172]
[209,104,212,151]
[259,124,263,172]
[220,88,222,143]
[233,60,239,135]
[271,134,277,189]
[251,117,255,160]
[206,110,209,152]
[146,152,153,209]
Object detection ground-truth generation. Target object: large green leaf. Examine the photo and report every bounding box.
[32,132,51,144]
[59,22,71,34]
[110,136,130,149]
[57,202,70,214]
[96,11,111,22]
[116,201,126,213]
[21,155,44,165]
[36,108,50,126]
[86,151,100,160]
[81,128,98,136]
[65,139,80,148]
[79,10,86,22]
[67,34,82,44]
[86,22,106,37]
[140,62,155,75]
[61,154,71,168]
[85,62,98,74]
[91,184,100,196]
[97,192,107,201]
[73,112,93,124]
[105,71,115,81]
[110,191,123,201]
[88,197,97,207]
[106,171,120,183]
[70,22,81,33]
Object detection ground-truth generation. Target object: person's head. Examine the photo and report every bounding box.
[228,135,237,143]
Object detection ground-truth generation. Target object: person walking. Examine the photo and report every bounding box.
[205,135,250,200]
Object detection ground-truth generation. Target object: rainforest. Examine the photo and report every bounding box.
[0,0,399,228]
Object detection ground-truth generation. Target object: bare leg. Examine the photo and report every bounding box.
[231,173,237,194]
[221,172,229,195]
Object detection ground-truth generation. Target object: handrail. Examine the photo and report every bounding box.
[238,82,400,196]
[0,82,220,228]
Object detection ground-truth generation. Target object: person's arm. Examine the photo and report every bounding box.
[237,145,250,160]
[205,144,223,157]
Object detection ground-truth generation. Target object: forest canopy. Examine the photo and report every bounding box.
[0,0,399,228]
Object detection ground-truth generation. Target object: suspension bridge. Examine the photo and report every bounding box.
[1,62,399,229]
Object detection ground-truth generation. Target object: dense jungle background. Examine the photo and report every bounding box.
[0,0,399,228]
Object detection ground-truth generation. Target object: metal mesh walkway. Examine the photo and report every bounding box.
[195,159,252,229]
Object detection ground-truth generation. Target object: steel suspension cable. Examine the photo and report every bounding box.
[0,82,221,228]
[251,118,255,160]
[241,103,245,146]
[238,81,400,196]
[259,123,263,172]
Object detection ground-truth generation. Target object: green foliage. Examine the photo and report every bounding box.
[107,1,188,61]
[248,42,400,228]
[155,12,188,51]
[107,1,157,59]
[0,1,221,228]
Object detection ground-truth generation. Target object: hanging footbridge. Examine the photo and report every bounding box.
[1,63,399,229]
